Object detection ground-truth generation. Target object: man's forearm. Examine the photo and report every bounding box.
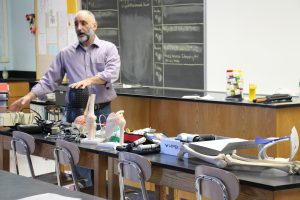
[90,76,107,85]
[26,91,37,101]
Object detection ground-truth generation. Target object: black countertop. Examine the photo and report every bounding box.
[115,87,300,108]
[0,78,36,82]
[0,170,104,200]
[1,130,300,191]
[30,85,300,108]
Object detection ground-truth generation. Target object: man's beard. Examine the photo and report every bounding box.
[78,28,94,44]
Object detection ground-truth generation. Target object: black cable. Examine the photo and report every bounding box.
[21,108,42,121]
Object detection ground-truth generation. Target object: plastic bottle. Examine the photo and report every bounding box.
[176,133,216,142]
[176,133,201,142]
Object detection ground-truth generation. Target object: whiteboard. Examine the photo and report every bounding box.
[206,0,300,96]
[0,0,8,63]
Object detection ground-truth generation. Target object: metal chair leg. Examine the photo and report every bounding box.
[11,140,19,175]
[26,151,35,178]
[54,149,62,187]
[118,162,126,200]
[69,158,80,191]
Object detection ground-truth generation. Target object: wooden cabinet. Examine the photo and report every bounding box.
[112,95,300,160]
[7,81,29,110]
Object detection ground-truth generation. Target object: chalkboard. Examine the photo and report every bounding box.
[82,0,205,90]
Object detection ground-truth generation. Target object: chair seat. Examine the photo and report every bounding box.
[35,172,78,186]
[124,185,163,200]
[125,191,156,200]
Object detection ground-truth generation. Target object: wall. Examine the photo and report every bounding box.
[0,0,35,71]
[2,0,300,95]
[206,0,300,95]
[0,0,11,70]
[10,0,36,71]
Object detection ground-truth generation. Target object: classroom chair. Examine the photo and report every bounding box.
[195,165,240,200]
[53,139,82,191]
[118,151,152,200]
[11,130,67,183]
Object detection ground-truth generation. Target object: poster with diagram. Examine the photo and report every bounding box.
[36,0,79,79]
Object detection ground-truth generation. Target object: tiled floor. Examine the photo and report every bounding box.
[9,150,55,177]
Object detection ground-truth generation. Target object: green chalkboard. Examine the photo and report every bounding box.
[82,0,205,90]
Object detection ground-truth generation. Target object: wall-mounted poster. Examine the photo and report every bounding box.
[0,0,9,63]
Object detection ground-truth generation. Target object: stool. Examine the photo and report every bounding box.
[118,151,152,200]
[195,165,240,200]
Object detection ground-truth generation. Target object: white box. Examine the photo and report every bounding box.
[160,137,190,158]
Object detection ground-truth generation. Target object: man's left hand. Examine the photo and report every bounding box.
[69,76,106,89]
[69,78,93,89]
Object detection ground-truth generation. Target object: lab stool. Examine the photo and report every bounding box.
[195,165,240,200]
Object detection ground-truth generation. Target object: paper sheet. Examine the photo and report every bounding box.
[38,12,46,34]
[182,95,214,100]
[18,193,81,200]
[46,28,57,44]
[48,44,58,56]
[38,34,47,55]
[193,138,247,152]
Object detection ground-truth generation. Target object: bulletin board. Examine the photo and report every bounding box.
[35,0,80,80]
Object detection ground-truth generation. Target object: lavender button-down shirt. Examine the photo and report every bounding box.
[31,36,120,104]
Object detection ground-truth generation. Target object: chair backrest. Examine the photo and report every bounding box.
[12,131,35,154]
[54,139,80,190]
[195,165,240,200]
[118,151,151,182]
[11,131,36,177]
[54,139,80,166]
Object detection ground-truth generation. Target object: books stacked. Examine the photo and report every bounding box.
[0,83,9,113]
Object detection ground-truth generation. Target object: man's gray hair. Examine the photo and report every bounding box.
[76,10,96,23]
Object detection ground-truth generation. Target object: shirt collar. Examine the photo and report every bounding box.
[73,36,101,49]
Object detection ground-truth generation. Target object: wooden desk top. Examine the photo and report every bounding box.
[0,170,104,200]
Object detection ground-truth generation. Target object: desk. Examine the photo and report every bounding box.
[0,130,110,199]
[0,170,104,200]
[2,131,300,200]
[108,153,300,200]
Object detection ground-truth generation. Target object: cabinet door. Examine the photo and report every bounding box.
[7,82,29,110]
[8,82,29,97]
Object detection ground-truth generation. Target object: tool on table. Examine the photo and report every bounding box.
[253,94,292,103]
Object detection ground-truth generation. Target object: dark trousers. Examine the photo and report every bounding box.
[64,103,112,187]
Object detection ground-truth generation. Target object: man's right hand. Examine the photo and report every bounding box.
[9,92,37,112]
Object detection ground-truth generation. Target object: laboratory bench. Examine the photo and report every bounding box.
[1,130,300,200]
[112,87,300,161]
